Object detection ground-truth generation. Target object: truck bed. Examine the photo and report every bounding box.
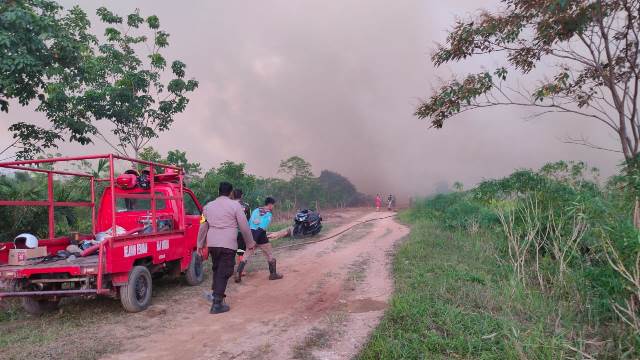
[0,255,99,277]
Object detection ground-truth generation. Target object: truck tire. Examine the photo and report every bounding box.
[119,266,152,312]
[185,251,204,286]
[21,297,60,315]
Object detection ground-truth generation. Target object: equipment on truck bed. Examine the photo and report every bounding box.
[14,233,38,249]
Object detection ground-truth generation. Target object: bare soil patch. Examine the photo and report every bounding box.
[0,208,407,360]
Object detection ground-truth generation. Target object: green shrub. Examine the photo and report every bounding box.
[386,160,640,357]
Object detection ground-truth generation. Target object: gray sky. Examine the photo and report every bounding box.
[1,1,622,197]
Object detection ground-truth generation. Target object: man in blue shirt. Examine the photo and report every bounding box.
[235,197,283,282]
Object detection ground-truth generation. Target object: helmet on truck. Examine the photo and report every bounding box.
[14,233,38,249]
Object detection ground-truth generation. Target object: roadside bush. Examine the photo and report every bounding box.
[408,192,498,231]
[403,161,640,357]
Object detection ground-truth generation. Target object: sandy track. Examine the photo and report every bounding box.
[104,211,407,360]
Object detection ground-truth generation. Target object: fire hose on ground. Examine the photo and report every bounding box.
[271,213,397,253]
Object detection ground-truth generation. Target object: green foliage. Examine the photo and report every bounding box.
[190,155,368,213]
[409,192,498,231]
[0,1,94,111]
[376,160,640,357]
[418,0,640,161]
[359,219,592,359]
[0,172,92,241]
[166,150,201,176]
[275,156,321,210]
[278,156,313,179]
[318,170,367,207]
[452,181,464,192]
[1,2,198,160]
[0,0,96,159]
[190,161,257,205]
[42,6,199,158]
[416,71,494,128]
[0,152,366,242]
[137,146,201,176]
[137,151,356,214]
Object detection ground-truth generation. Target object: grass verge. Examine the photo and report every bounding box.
[358,212,609,359]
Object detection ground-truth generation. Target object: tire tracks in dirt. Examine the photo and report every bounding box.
[103,211,408,360]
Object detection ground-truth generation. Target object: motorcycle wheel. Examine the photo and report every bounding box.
[292,224,304,239]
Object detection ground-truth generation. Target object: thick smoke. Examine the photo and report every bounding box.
[1,0,621,199]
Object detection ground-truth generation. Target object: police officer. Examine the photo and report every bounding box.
[197,182,256,314]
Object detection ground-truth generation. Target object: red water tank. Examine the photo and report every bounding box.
[116,173,137,189]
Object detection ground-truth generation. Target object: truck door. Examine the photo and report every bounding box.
[182,190,202,254]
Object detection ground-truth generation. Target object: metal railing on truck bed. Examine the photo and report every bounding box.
[0,154,186,296]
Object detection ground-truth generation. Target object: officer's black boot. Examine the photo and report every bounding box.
[268,259,283,280]
[210,294,230,314]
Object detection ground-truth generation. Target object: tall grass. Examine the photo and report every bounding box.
[360,218,579,359]
[360,161,640,359]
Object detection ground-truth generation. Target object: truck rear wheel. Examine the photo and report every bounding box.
[119,266,152,312]
[21,297,60,315]
[185,251,204,286]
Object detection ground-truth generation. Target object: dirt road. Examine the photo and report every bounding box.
[103,210,407,360]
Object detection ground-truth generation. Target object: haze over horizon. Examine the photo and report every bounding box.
[1,1,622,197]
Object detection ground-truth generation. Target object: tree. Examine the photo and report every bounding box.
[278,156,314,179]
[189,161,257,205]
[2,4,199,160]
[40,7,198,158]
[0,170,93,239]
[453,181,464,192]
[416,0,639,161]
[215,161,253,184]
[318,170,362,207]
[166,149,201,176]
[138,146,163,164]
[278,156,314,208]
[1,0,96,159]
[138,146,201,176]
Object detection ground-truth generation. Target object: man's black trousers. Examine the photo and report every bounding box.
[209,247,236,297]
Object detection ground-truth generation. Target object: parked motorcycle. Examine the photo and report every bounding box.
[292,209,322,238]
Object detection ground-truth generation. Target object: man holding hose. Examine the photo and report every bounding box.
[235,197,283,282]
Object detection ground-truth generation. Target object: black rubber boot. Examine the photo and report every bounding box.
[234,261,247,283]
[268,259,283,280]
[210,294,230,314]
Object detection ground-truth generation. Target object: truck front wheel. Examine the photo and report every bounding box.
[21,297,60,315]
[185,251,204,286]
[119,266,152,312]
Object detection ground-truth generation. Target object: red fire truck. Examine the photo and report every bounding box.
[0,154,205,314]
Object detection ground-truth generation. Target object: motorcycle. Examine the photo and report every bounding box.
[292,209,322,238]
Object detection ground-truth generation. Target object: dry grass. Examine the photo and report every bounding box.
[291,311,348,360]
[292,327,332,360]
[343,256,371,291]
